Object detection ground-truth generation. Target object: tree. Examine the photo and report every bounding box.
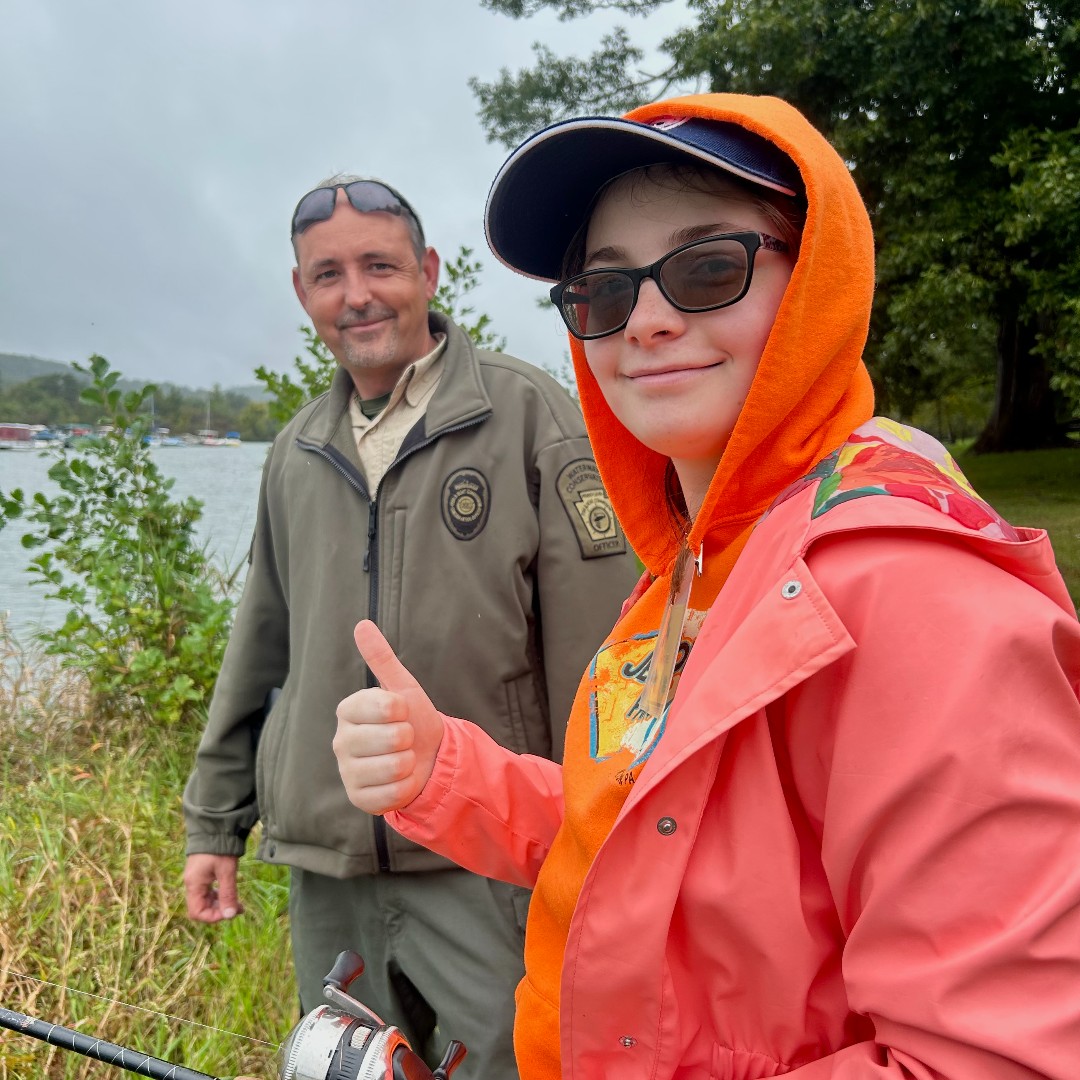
[236,399,281,442]
[255,245,507,421]
[255,324,336,425]
[432,246,508,354]
[0,370,272,441]
[0,372,92,427]
[471,0,1080,450]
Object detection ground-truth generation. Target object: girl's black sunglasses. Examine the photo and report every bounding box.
[549,231,789,341]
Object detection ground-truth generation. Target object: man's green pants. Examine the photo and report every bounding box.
[290,866,530,1080]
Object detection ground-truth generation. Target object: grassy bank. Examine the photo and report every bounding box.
[0,628,292,1079]
[955,445,1080,609]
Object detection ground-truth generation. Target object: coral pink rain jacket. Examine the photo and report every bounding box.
[388,94,1080,1079]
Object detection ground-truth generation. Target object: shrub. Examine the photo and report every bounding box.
[0,355,235,726]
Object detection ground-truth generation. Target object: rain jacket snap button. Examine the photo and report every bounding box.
[620,1036,636,1048]
[657,817,677,836]
[781,579,802,599]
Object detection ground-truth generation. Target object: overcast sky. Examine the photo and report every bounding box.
[0,0,691,390]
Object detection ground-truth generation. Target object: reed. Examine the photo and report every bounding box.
[0,621,293,1080]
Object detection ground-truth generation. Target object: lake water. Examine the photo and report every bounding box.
[0,442,271,638]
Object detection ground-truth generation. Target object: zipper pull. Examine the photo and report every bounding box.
[363,502,377,572]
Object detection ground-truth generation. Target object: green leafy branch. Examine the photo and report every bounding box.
[0,354,236,726]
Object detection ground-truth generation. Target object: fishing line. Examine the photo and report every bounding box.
[1,968,280,1049]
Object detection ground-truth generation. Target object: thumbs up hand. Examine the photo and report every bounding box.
[334,620,446,814]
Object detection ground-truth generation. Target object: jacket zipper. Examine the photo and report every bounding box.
[296,441,396,869]
[297,413,488,872]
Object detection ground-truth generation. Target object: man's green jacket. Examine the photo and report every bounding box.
[183,313,639,878]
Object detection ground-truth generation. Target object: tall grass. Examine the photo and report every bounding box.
[0,621,293,1079]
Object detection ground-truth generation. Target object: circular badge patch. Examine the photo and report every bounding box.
[441,468,491,541]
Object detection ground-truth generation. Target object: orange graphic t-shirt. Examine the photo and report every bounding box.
[513,536,742,1080]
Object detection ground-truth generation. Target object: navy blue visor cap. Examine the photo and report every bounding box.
[484,114,804,283]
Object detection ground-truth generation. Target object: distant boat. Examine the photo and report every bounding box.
[143,424,178,448]
[194,429,241,446]
[0,423,36,450]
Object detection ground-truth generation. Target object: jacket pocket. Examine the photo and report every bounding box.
[254,684,288,834]
[382,506,407,646]
[505,670,550,758]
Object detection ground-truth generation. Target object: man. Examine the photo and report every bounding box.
[181,176,638,1079]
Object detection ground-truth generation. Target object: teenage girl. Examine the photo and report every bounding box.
[334,93,1080,1079]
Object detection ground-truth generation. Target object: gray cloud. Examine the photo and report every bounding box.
[0,0,688,388]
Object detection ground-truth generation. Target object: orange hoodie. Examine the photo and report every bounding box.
[514,91,876,1080]
[571,93,875,576]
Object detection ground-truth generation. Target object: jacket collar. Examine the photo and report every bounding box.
[620,447,1070,810]
[625,545,855,809]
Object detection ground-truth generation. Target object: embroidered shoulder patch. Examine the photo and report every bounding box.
[556,459,627,559]
[441,468,491,540]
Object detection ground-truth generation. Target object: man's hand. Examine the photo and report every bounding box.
[183,853,243,922]
[334,620,445,814]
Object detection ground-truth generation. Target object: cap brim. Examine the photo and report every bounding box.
[484,116,801,283]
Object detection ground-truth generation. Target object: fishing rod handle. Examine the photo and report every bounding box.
[0,1005,222,1080]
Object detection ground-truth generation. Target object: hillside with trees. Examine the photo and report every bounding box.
[0,352,278,440]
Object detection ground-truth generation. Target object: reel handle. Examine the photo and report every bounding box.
[432,1040,467,1079]
[320,950,384,1028]
[391,1038,467,1080]
[322,950,365,994]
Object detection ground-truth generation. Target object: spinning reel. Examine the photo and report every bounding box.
[281,950,466,1080]
[0,950,467,1080]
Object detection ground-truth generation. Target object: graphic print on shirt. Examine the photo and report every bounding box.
[587,608,707,783]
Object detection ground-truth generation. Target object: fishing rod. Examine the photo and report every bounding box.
[0,950,467,1080]
[0,1004,218,1079]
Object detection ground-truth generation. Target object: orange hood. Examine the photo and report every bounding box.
[569,93,876,576]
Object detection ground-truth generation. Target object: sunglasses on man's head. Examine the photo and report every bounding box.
[549,231,789,341]
[290,180,424,241]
